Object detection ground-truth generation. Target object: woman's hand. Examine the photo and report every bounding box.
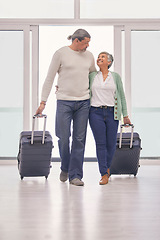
[123,116,131,125]
[35,102,46,115]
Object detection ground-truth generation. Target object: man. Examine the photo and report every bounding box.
[36,29,96,186]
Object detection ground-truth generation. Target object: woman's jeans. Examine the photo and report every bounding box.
[56,99,90,181]
[89,106,119,176]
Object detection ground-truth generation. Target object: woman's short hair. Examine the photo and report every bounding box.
[67,29,91,42]
[98,51,114,69]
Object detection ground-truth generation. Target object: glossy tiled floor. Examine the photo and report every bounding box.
[0,160,160,240]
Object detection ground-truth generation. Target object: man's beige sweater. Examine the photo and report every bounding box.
[41,46,96,102]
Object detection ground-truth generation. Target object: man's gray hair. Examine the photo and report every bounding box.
[98,51,114,69]
[67,29,91,42]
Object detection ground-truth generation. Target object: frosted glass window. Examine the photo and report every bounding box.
[81,0,160,18]
[0,31,23,157]
[0,0,74,18]
[131,31,160,157]
[39,26,113,158]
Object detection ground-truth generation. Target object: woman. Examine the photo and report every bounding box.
[89,52,131,185]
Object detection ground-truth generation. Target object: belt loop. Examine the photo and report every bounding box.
[99,105,108,109]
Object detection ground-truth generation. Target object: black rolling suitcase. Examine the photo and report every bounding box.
[17,114,53,180]
[110,124,141,176]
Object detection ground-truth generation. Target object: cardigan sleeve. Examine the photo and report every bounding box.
[115,73,128,117]
[89,72,98,98]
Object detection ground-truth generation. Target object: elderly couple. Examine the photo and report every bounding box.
[36,29,131,186]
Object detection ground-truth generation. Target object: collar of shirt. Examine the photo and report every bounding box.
[98,71,111,82]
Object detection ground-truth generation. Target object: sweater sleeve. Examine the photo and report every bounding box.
[89,53,97,73]
[41,50,61,102]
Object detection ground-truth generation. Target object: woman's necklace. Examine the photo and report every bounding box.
[102,71,109,81]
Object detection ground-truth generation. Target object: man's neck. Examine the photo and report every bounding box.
[69,44,79,51]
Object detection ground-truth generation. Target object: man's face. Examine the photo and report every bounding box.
[76,37,90,52]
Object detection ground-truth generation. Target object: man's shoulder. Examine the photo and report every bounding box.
[56,46,68,53]
[53,46,69,59]
[85,50,94,57]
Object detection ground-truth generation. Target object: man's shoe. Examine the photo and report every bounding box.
[99,174,109,185]
[70,178,84,186]
[60,171,68,182]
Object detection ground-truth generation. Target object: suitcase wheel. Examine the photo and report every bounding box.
[20,175,24,180]
[45,176,48,180]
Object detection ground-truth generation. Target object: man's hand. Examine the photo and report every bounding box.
[35,102,46,115]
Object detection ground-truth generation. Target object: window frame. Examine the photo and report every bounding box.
[1,0,160,157]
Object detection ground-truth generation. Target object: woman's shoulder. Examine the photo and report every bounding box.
[89,71,98,81]
[110,71,121,79]
[89,71,98,80]
[89,72,98,89]
[89,71,98,76]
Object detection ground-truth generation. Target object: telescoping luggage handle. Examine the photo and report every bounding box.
[119,124,134,149]
[31,114,47,145]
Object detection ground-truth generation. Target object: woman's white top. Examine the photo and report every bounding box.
[91,71,116,107]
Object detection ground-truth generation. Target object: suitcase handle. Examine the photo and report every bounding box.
[119,124,134,149]
[31,114,47,144]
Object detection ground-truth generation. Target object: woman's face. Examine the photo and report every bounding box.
[97,53,110,68]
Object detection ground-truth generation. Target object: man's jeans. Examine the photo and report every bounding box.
[89,106,119,176]
[56,99,90,181]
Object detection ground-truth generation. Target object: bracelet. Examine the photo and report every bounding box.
[40,101,46,105]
